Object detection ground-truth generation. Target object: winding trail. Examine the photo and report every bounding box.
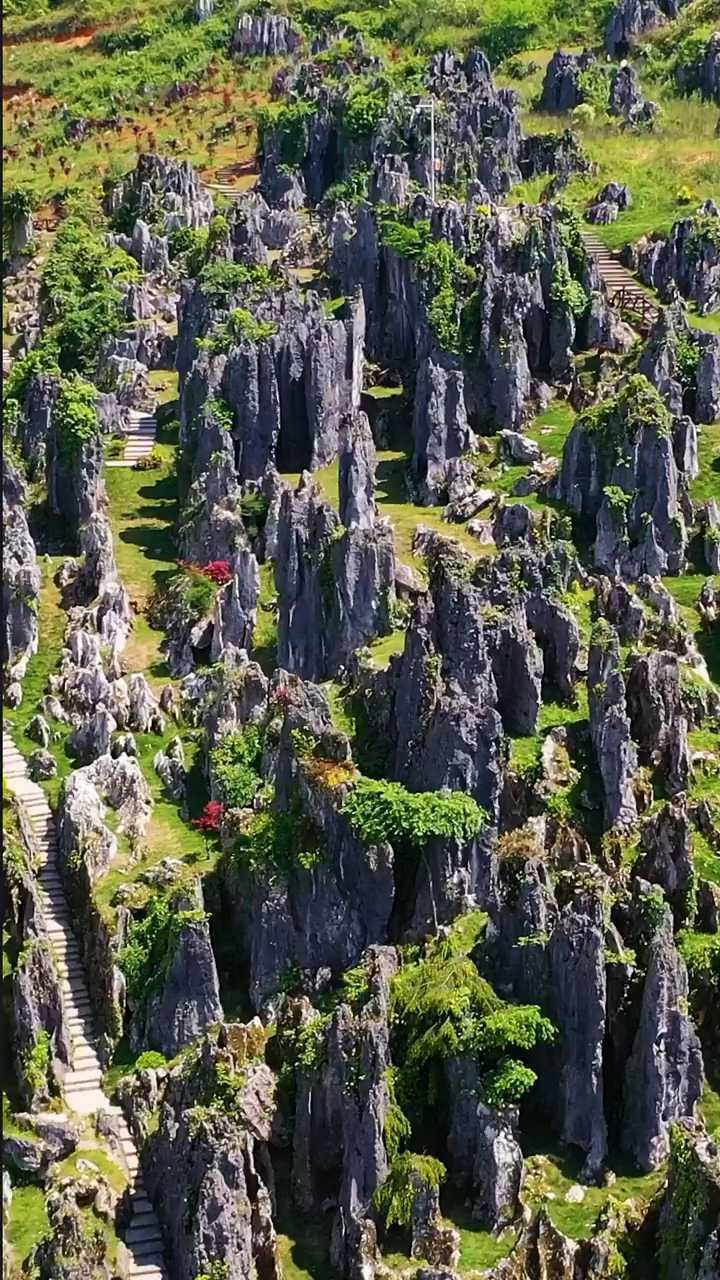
[106,408,157,469]
[3,734,167,1280]
[581,230,659,329]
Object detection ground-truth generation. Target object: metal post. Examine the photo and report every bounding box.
[419,98,436,202]
[429,97,435,204]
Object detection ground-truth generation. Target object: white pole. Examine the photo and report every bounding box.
[430,97,436,204]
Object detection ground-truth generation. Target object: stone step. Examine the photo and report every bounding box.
[128,1267,165,1278]
[129,1210,158,1228]
[125,1226,163,1246]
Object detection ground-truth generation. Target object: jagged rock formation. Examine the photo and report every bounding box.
[605,0,691,57]
[232,10,301,56]
[676,30,720,104]
[120,1027,282,1280]
[293,947,396,1278]
[276,465,395,680]
[2,456,40,692]
[623,910,704,1170]
[178,286,365,478]
[629,208,720,315]
[555,375,689,578]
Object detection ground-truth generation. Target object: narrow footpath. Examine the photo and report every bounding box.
[3,734,167,1280]
[106,408,157,469]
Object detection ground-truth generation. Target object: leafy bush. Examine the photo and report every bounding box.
[119,895,207,1006]
[55,374,100,457]
[22,1030,52,1098]
[342,777,484,848]
[210,727,264,809]
[373,1152,447,1227]
[199,260,275,302]
[578,374,672,460]
[390,922,555,1118]
[232,806,321,876]
[551,263,589,317]
[343,88,387,138]
[135,1050,167,1071]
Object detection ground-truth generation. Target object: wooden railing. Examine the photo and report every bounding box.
[608,287,658,332]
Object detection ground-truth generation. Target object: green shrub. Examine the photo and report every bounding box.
[343,88,387,138]
[373,1152,447,1227]
[119,896,207,1006]
[199,260,275,301]
[578,374,672,461]
[232,805,321,876]
[55,374,100,458]
[23,1030,52,1097]
[135,1051,167,1071]
[390,924,555,1118]
[210,727,264,809]
[551,262,589,317]
[342,777,484,848]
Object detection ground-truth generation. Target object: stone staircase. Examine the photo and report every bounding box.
[3,734,167,1279]
[582,230,659,330]
[106,408,157,469]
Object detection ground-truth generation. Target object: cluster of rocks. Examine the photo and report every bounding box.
[676,30,720,104]
[605,0,691,58]
[259,46,592,208]
[540,49,658,127]
[276,412,396,679]
[554,373,692,578]
[585,181,632,225]
[2,457,40,703]
[626,203,720,315]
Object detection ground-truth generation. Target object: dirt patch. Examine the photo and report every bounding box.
[4,22,105,48]
[2,81,34,101]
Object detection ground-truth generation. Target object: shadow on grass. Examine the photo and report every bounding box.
[118,523,177,565]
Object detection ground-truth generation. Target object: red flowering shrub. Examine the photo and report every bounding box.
[202,560,233,584]
[193,800,225,833]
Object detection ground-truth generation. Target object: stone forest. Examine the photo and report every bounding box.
[2,0,720,1277]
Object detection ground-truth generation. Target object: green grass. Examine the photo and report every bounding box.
[253,560,279,676]
[523,1149,665,1240]
[6,1182,50,1267]
[700,1083,720,1138]
[5,555,68,763]
[503,49,720,254]
[692,423,720,501]
[524,399,576,459]
[55,1147,128,1195]
[662,574,720,685]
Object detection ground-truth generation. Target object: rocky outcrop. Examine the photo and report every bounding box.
[676,31,720,104]
[232,11,301,57]
[656,1121,720,1280]
[2,456,40,689]
[276,473,395,680]
[292,948,396,1278]
[605,0,691,57]
[539,50,598,113]
[623,910,704,1170]
[446,1057,524,1227]
[635,800,695,926]
[133,879,224,1058]
[639,302,720,424]
[626,649,690,793]
[33,1174,119,1280]
[549,890,608,1181]
[632,210,720,315]
[106,152,214,236]
[588,627,638,829]
[555,375,687,578]
[178,287,365,480]
[124,1028,282,1280]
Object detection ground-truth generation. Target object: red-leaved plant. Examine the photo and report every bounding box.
[193,800,225,833]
